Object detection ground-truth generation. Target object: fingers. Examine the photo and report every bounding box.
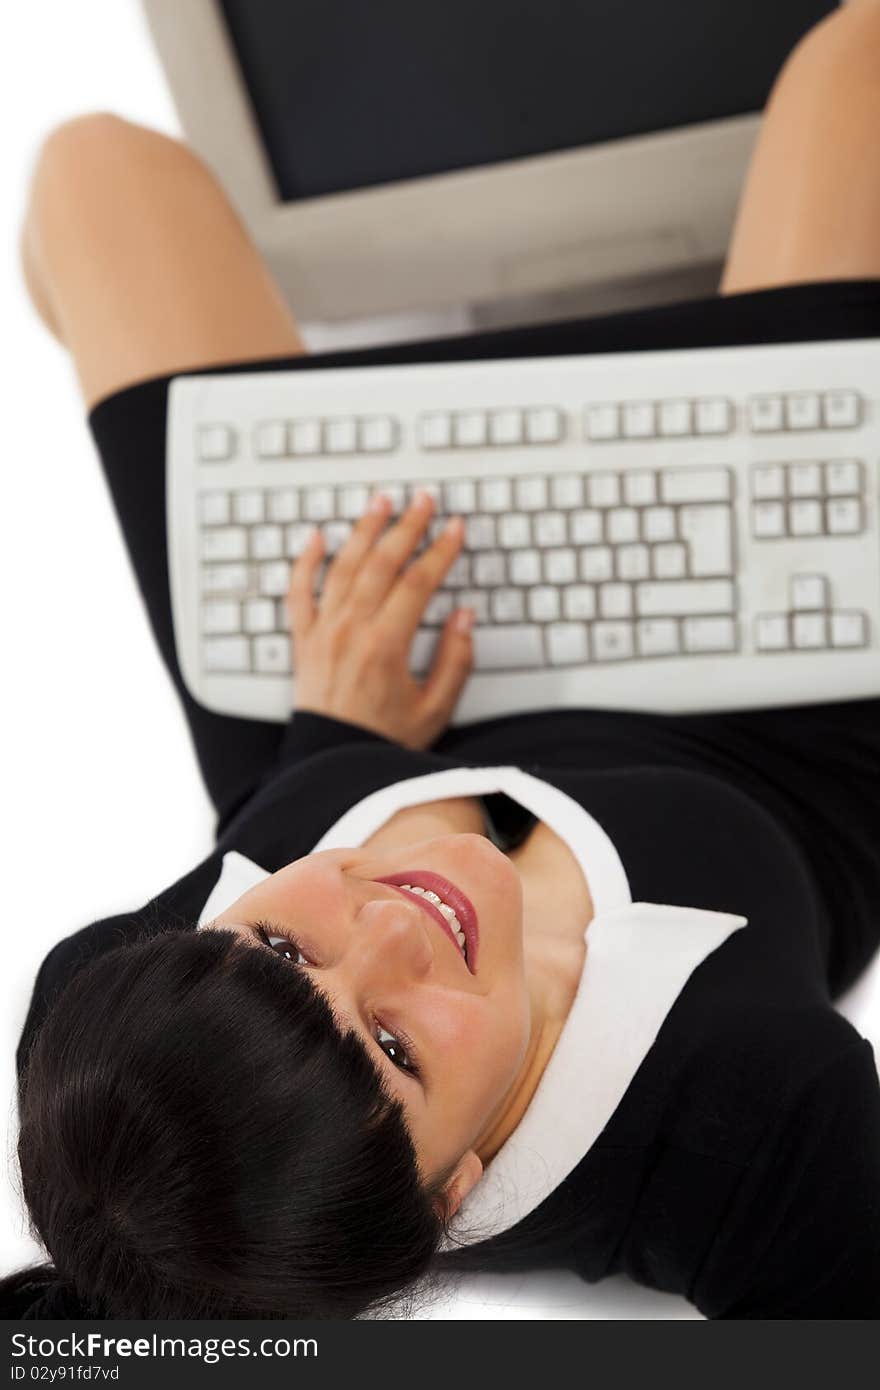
[345,490,437,616]
[417,608,475,734]
[318,491,393,612]
[286,525,324,635]
[378,512,466,639]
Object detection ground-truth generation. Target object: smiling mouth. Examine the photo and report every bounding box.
[374,871,479,973]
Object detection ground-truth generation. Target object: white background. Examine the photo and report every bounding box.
[2,0,877,1322]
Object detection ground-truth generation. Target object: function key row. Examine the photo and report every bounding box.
[198,415,400,463]
[750,458,862,499]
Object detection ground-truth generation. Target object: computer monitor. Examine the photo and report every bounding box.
[141,0,839,328]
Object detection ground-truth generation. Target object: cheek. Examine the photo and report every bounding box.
[434,992,530,1103]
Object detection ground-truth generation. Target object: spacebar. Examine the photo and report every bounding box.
[473,625,544,670]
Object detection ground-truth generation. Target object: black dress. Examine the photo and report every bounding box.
[16,279,880,1316]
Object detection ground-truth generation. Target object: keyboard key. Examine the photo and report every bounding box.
[660,467,731,503]
[788,499,823,536]
[585,403,619,440]
[259,562,291,597]
[587,473,620,508]
[202,564,250,595]
[253,634,292,673]
[825,497,862,534]
[420,413,453,449]
[324,418,358,453]
[543,548,577,584]
[678,504,733,577]
[508,550,541,585]
[551,474,584,508]
[285,523,315,558]
[303,487,334,521]
[267,489,299,523]
[790,574,828,611]
[651,543,687,579]
[454,411,488,447]
[338,484,370,519]
[755,614,789,651]
[423,591,456,626]
[824,459,861,496]
[472,624,544,669]
[792,613,826,648]
[658,400,691,436]
[682,615,737,653]
[636,618,679,657]
[479,477,513,511]
[378,483,407,514]
[636,579,735,617]
[445,478,477,512]
[599,583,632,619]
[515,476,548,510]
[615,544,650,581]
[606,507,639,544]
[198,424,235,461]
[323,521,353,554]
[527,586,560,622]
[200,491,231,526]
[751,465,785,500]
[445,554,471,587]
[642,506,676,542]
[498,514,531,548]
[359,416,397,452]
[232,490,264,524]
[525,407,563,443]
[202,601,241,635]
[592,621,635,661]
[752,501,786,539]
[546,622,589,665]
[290,420,322,455]
[570,509,603,544]
[788,461,822,497]
[465,514,496,549]
[623,471,656,506]
[409,628,440,674]
[250,525,284,560]
[488,409,523,445]
[822,390,861,429]
[786,392,821,430]
[472,551,506,586]
[748,395,785,432]
[276,600,292,632]
[562,585,596,620]
[491,588,526,622]
[695,398,733,434]
[255,421,287,458]
[458,589,490,624]
[622,401,654,438]
[243,599,276,634]
[579,546,614,582]
[830,611,868,647]
[203,636,249,671]
[407,481,442,510]
[534,512,567,547]
[202,528,248,562]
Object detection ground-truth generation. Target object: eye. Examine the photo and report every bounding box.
[375,1023,421,1080]
[254,921,312,967]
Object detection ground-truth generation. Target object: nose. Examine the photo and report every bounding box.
[352,896,434,980]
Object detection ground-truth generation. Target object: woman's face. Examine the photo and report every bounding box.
[202,832,530,1207]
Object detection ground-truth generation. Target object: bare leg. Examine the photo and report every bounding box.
[720,1,880,295]
[20,112,306,412]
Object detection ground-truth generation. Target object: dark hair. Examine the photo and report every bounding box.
[1,924,462,1319]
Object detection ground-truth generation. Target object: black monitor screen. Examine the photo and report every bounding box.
[219,0,838,201]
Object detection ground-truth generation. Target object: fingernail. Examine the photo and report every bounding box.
[455,607,474,633]
[444,515,464,536]
[413,488,434,509]
[369,492,389,513]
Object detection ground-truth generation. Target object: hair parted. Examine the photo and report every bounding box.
[1,923,463,1319]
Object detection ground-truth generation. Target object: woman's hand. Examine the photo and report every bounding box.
[286,490,475,751]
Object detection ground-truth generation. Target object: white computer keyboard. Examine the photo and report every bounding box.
[166,337,880,723]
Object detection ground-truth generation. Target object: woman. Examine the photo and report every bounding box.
[5,3,880,1320]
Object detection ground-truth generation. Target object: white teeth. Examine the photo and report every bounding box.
[397,883,467,961]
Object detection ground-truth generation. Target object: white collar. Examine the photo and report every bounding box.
[197,765,748,1246]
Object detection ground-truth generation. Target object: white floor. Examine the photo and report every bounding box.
[2,0,877,1322]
